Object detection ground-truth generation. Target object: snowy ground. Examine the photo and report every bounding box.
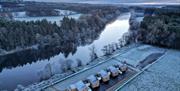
[44,59,123,91]
[119,49,180,91]
[20,44,180,91]
[115,45,165,67]
[21,44,138,91]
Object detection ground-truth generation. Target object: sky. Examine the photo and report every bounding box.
[24,0,180,4]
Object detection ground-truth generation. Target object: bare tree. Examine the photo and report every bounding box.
[102,45,108,55]
[119,39,123,47]
[107,44,111,54]
[66,59,74,70]
[111,43,116,52]
[89,45,98,61]
[115,42,119,49]
[60,60,68,73]
[76,59,83,67]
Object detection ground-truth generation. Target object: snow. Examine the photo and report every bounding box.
[23,44,170,91]
[75,81,87,91]
[44,58,120,90]
[99,70,108,77]
[37,63,52,80]
[87,75,97,83]
[12,12,26,18]
[69,81,87,91]
[135,17,144,22]
[115,45,165,67]
[108,66,119,73]
[13,10,81,25]
[119,49,180,91]
[55,9,77,16]
[69,84,76,90]
[50,61,62,74]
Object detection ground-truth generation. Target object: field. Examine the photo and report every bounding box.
[119,49,180,91]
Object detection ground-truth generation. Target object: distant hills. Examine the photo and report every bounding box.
[0,0,23,2]
[23,0,180,4]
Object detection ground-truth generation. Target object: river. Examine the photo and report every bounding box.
[0,13,130,91]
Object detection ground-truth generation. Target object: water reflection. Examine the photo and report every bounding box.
[0,13,130,90]
[67,13,130,63]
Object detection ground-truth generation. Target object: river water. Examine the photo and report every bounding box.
[0,13,130,91]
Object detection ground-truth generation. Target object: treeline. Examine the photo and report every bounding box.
[24,2,128,14]
[0,8,122,73]
[25,8,59,17]
[0,19,59,51]
[0,8,121,53]
[136,7,180,49]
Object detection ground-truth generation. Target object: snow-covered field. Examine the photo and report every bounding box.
[115,45,165,67]
[13,44,180,91]
[119,49,180,91]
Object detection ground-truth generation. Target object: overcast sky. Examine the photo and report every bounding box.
[24,0,180,3]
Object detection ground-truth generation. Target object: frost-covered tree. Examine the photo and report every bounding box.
[66,59,74,70]
[38,63,52,80]
[76,59,83,67]
[89,45,98,61]
[60,60,68,73]
[102,45,108,55]
[0,7,123,52]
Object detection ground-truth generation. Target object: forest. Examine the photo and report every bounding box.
[0,7,122,54]
[131,7,180,49]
